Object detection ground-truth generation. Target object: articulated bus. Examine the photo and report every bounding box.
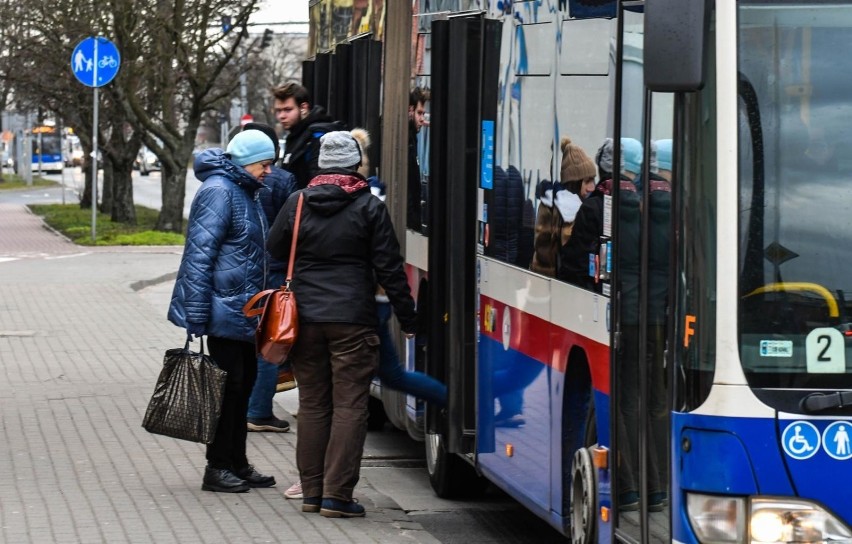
[13,125,64,174]
[303,1,852,542]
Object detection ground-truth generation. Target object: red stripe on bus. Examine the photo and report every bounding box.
[479,295,610,394]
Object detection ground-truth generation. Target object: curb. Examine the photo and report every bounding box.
[130,270,178,291]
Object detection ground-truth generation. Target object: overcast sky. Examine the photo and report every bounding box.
[250,2,309,30]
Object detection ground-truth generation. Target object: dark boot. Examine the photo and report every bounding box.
[201,467,250,493]
[234,465,276,488]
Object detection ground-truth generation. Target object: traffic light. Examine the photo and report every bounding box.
[221,15,232,33]
[261,29,273,49]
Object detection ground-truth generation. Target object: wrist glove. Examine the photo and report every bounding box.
[186,322,207,338]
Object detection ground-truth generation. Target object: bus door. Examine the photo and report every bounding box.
[427,14,500,469]
[611,4,674,543]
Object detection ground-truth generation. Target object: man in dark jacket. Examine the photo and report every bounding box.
[272,82,345,189]
[268,131,416,518]
[240,122,297,434]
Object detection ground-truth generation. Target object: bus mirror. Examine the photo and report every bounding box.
[644,0,711,92]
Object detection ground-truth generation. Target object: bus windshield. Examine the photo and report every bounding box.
[738,2,852,390]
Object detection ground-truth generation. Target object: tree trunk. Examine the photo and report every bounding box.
[111,158,136,225]
[80,152,93,209]
[100,160,114,214]
[157,162,187,232]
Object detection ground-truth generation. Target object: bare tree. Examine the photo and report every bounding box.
[111,0,262,233]
[0,0,268,232]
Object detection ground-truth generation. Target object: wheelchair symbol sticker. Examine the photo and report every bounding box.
[781,421,820,460]
[822,422,852,460]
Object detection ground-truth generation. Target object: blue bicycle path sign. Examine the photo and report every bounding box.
[71,37,120,87]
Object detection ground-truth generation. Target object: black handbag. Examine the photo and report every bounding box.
[142,337,227,444]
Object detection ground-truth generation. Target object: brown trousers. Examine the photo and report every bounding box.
[291,323,380,501]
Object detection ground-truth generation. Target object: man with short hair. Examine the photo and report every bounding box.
[272,82,345,189]
[407,87,428,230]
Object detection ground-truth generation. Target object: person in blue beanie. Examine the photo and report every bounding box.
[168,129,278,494]
[240,123,298,434]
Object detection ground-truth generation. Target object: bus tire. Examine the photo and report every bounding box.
[425,431,487,498]
[570,446,597,544]
[367,395,388,431]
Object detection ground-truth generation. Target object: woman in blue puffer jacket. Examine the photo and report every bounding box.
[167,130,277,494]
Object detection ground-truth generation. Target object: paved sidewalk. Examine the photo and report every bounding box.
[0,199,439,543]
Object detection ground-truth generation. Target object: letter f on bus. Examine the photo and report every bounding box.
[684,315,696,347]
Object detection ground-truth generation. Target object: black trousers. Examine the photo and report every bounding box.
[206,336,257,470]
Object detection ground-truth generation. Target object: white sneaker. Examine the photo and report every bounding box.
[284,481,303,499]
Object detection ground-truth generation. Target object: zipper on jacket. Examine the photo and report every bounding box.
[255,192,269,290]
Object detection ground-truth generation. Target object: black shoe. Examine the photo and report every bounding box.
[247,416,290,432]
[234,465,276,488]
[201,467,250,493]
[302,497,322,513]
[320,498,365,518]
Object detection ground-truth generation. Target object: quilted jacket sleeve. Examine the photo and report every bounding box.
[182,184,232,324]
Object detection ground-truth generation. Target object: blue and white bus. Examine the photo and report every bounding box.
[304,1,852,542]
[14,125,64,174]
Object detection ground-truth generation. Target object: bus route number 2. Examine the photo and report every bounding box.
[806,328,845,374]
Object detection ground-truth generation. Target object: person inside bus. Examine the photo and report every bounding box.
[407,87,428,231]
[241,123,298,434]
[645,138,672,511]
[267,131,417,518]
[556,138,627,288]
[531,136,596,277]
[168,129,278,493]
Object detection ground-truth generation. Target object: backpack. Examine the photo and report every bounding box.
[283,120,347,172]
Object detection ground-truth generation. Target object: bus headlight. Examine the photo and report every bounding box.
[687,494,852,543]
[749,497,852,543]
[687,493,747,542]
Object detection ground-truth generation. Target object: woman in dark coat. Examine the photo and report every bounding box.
[268,131,416,518]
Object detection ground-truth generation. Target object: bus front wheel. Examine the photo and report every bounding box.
[570,446,597,544]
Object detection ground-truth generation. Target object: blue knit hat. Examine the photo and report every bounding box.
[227,129,275,166]
[621,138,643,175]
[656,139,673,171]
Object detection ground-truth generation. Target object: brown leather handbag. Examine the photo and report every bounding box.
[243,193,304,363]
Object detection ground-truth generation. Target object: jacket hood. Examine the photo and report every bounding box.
[194,148,264,193]
[304,171,369,216]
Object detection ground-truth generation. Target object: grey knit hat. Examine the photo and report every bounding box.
[318,131,362,169]
[595,138,625,177]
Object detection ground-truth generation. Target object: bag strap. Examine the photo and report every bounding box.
[242,289,276,317]
[184,335,206,354]
[285,193,305,285]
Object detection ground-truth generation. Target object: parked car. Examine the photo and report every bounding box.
[134,147,160,176]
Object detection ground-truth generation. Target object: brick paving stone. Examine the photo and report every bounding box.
[0,201,441,544]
